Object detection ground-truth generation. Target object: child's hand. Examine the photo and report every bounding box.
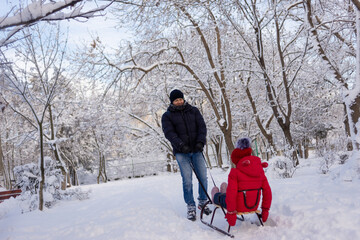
[225,212,237,226]
[261,208,269,222]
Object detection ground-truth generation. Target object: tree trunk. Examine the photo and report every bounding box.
[343,103,353,151]
[60,167,67,190]
[349,93,360,150]
[97,153,107,184]
[211,136,223,168]
[48,105,68,190]
[0,136,10,189]
[216,138,223,168]
[102,155,107,182]
[304,145,309,159]
[352,0,360,149]
[39,123,45,211]
[283,127,299,167]
[166,153,175,172]
[97,156,102,184]
[243,84,277,154]
[203,144,212,168]
[298,143,304,159]
[223,129,234,162]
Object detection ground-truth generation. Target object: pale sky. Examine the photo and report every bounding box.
[63,13,133,51]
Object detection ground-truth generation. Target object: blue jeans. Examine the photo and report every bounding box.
[175,152,208,208]
[214,193,227,208]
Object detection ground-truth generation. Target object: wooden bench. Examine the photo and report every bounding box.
[236,209,261,215]
[0,189,22,203]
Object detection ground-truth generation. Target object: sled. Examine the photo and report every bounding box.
[200,188,264,238]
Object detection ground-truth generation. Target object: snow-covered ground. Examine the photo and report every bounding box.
[0,159,359,240]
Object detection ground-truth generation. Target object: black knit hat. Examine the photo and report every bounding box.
[169,89,184,103]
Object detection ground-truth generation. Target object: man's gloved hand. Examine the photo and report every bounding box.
[181,145,191,153]
[225,212,237,226]
[194,142,204,152]
[261,208,269,222]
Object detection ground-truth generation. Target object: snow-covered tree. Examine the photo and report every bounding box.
[86,0,254,159]
[303,0,359,149]
[1,24,74,210]
[222,0,316,168]
[0,0,110,47]
[302,0,359,178]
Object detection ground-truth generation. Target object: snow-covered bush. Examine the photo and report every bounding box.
[315,139,340,174]
[338,152,350,165]
[13,157,90,211]
[267,156,296,178]
[330,151,360,182]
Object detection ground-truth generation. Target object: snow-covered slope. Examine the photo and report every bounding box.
[0,161,359,240]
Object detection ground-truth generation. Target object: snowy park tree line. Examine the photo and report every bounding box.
[0,0,360,210]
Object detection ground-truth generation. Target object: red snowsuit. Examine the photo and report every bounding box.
[225,148,272,225]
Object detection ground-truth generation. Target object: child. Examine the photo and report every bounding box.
[211,138,272,226]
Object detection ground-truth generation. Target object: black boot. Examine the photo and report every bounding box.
[198,204,212,215]
[187,209,196,221]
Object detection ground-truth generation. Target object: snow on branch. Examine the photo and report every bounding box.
[0,0,112,30]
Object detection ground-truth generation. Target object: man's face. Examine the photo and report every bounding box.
[173,98,184,106]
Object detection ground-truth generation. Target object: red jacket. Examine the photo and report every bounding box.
[225,148,272,213]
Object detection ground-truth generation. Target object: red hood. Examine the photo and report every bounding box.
[237,157,263,177]
[231,148,252,165]
[231,149,268,177]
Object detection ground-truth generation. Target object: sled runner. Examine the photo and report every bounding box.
[199,188,264,238]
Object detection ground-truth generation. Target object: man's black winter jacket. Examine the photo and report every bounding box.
[161,102,207,154]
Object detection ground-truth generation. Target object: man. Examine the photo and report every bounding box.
[161,89,211,221]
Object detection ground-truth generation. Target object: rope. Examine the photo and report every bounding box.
[187,152,222,203]
[202,152,217,188]
[188,154,213,203]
